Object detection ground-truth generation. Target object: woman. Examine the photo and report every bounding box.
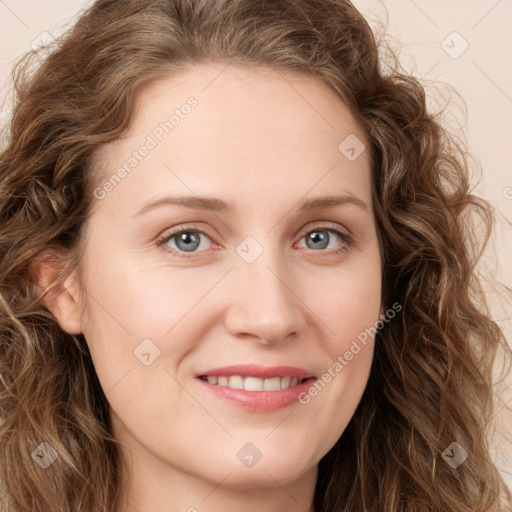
[1,0,510,510]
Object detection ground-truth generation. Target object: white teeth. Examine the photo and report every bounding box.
[227,375,244,389]
[263,377,281,391]
[203,375,305,391]
[244,377,263,391]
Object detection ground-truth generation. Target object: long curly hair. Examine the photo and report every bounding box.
[1,0,511,510]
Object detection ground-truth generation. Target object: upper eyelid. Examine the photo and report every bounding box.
[159,222,351,247]
[161,221,349,236]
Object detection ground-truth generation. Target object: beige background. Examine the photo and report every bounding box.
[1,0,511,491]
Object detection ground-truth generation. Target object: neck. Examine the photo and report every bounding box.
[115,447,317,512]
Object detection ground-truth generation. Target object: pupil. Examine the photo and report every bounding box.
[309,230,328,250]
[178,232,199,252]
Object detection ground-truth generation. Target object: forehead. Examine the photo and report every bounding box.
[91,63,372,218]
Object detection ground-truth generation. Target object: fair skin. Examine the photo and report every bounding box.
[37,63,383,512]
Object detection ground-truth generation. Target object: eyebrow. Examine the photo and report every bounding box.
[132,193,369,217]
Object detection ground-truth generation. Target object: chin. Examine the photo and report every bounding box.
[192,447,315,489]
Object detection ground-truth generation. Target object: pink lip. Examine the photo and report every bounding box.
[197,364,314,380]
[195,365,316,412]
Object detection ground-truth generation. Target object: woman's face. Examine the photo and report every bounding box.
[57,64,383,496]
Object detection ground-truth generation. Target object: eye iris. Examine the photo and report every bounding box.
[175,231,200,252]
[307,230,329,250]
[167,228,339,254]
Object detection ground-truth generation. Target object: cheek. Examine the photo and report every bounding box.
[318,253,382,354]
[77,254,226,391]
[79,251,199,338]
[303,250,381,429]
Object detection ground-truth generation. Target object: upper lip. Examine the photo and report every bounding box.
[197,365,315,380]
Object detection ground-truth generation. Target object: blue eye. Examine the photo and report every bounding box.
[297,222,355,255]
[299,228,350,251]
[157,223,354,259]
[159,229,211,256]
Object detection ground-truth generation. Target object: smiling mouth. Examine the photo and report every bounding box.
[198,375,310,391]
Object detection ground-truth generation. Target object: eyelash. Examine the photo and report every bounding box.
[156,222,355,259]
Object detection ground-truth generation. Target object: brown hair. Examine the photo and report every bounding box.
[1,0,511,510]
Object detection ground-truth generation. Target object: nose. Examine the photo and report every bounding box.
[223,244,307,345]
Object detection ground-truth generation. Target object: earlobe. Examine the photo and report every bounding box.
[30,251,83,335]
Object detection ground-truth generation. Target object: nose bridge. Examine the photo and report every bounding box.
[225,234,305,343]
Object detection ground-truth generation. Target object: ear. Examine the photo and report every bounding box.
[29,250,83,335]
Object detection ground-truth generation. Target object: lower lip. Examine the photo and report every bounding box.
[196,377,316,412]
